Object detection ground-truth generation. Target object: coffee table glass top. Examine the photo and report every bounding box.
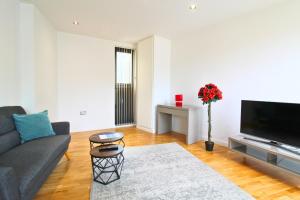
[89,132,124,143]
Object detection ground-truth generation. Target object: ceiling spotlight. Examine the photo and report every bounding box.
[189,4,197,10]
[73,20,79,25]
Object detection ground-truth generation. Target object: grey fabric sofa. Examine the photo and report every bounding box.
[0,106,71,200]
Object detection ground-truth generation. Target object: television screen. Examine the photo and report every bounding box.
[240,100,300,148]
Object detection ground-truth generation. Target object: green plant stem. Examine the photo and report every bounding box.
[208,102,212,142]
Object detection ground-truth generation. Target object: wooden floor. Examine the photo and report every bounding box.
[35,127,300,200]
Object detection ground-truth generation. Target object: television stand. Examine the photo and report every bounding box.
[243,137,300,156]
[229,136,300,177]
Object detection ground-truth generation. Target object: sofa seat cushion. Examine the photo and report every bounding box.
[0,135,71,195]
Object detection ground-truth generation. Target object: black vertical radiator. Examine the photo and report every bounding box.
[115,83,134,125]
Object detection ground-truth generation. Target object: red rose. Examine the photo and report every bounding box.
[208,91,215,99]
[212,87,218,94]
[203,96,209,102]
[215,90,222,100]
[203,87,209,96]
[198,87,204,97]
[206,83,217,89]
[217,92,223,100]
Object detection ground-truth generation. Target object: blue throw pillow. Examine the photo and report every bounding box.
[13,110,55,143]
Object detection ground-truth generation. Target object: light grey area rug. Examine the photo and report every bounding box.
[90,143,254,200]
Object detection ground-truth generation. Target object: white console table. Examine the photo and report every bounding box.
[156,105,201,145]
[229,136,300,177]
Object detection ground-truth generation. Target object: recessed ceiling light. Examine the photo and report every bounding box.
[73,20,79,25]
[189,4,197,10]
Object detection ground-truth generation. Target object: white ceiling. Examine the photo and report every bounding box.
[31,0,287,43]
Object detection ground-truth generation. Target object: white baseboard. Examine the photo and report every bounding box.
[200,136,228,147]
[213,138,228,147]
[136,125,155,134]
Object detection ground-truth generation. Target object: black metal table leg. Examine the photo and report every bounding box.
[90,145,124,185]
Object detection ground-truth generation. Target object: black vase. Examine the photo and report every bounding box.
[205,141,214,151]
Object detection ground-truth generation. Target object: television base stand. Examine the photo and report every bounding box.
[229,136,300,177]
[243,137,300,156]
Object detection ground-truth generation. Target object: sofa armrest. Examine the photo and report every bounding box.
[0,166,20,200]
[51,122,70,135]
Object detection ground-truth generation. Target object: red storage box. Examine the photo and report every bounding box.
[176,101,183,107]
[175,94,183,101]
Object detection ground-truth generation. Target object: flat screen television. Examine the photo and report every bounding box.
[240,100,300,148]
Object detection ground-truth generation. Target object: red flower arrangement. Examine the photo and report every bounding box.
[198,83,222,104]
[198,83,223,151]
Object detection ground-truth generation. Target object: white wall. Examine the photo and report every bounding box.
[57,32,134,132]
[153,35,171,113]
[136,35,171,133]
[18,2,58,120]
[171,1,300,145]
[136,37,154,132]
[0,0,19,106]
[34,7,58,120]
[18,3,36,112]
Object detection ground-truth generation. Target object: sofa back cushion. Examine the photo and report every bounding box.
[0,106,26,155]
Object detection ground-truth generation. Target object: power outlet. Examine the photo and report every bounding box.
[80,111,87,115]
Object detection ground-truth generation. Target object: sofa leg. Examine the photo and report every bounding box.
[64,152,70,160]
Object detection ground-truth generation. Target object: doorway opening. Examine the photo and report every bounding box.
[115,47,134,126]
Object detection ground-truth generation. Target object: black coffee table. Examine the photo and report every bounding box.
[90,144,124,185]
[89,132,125,150]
